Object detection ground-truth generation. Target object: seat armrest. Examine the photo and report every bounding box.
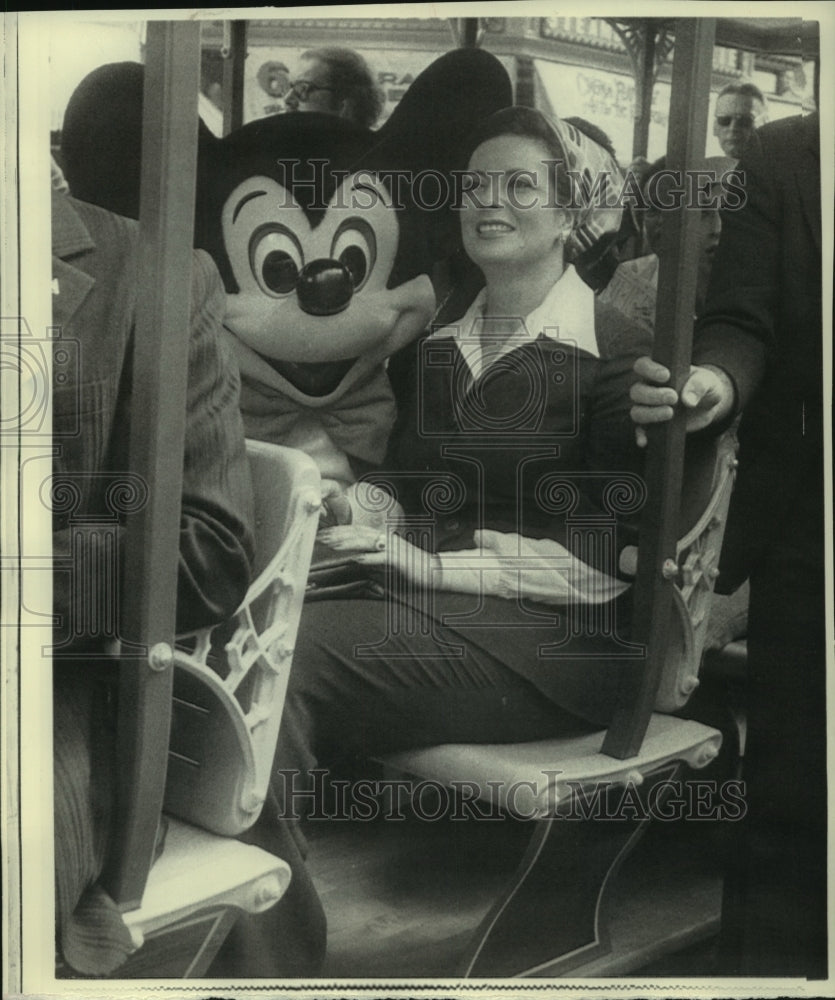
[122,818,290,947]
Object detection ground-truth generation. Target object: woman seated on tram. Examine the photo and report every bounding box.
[211,104,646,979]
[274,105,644,801]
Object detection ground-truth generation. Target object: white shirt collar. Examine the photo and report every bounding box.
[431,267,598,380]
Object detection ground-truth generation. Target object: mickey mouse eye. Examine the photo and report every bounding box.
[339,245,368,288]
[331,220,376,292]
[250,225,304,297]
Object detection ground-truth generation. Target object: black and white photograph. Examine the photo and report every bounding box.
[2,4,833,996]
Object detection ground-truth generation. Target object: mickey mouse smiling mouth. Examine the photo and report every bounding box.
[263,356,358,397]
[255,252,366,396]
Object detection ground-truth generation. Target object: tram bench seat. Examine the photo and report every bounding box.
[112,441,321,977]
[382,714,720,820]
[377,430,738,978]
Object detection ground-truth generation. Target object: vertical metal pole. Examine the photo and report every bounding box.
[100,20,202,910]
[632,20,656,160]
[449,18,482,48]
[460,18,481,48]
[602,18,716,760]
[221,20,247,135]
[515,56,536,108]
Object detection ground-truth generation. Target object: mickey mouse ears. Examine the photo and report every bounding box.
[61,61,146,219]
[60,60,218,221]
[366,48,514,175]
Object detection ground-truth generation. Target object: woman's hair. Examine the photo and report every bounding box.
[465,106,573,205]
[301,47,385,129]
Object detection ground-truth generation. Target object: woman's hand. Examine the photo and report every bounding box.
[317,527,440,588]
[319,480,353,528]
[630,356,735,447]
[317,525,387,554]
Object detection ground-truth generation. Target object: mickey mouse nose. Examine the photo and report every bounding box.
[296,259,354,316]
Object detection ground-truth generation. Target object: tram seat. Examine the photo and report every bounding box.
[378,430,738,977]
[112,440,321,977]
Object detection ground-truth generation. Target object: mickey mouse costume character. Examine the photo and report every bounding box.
[196,115,433,511]
[195,49,514,525]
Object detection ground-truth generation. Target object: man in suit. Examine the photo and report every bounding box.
[52,189,256,974]
[630,110,824,977]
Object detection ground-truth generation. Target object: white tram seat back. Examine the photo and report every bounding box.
[653,429,738,711]
[164,440,321,836]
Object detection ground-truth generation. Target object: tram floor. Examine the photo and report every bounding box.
[305,798,726,979]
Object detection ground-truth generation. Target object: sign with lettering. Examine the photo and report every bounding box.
[534,60,672,163]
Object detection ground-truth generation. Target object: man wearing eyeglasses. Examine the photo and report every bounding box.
[713,81,768,160]
[284,47,384,129]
